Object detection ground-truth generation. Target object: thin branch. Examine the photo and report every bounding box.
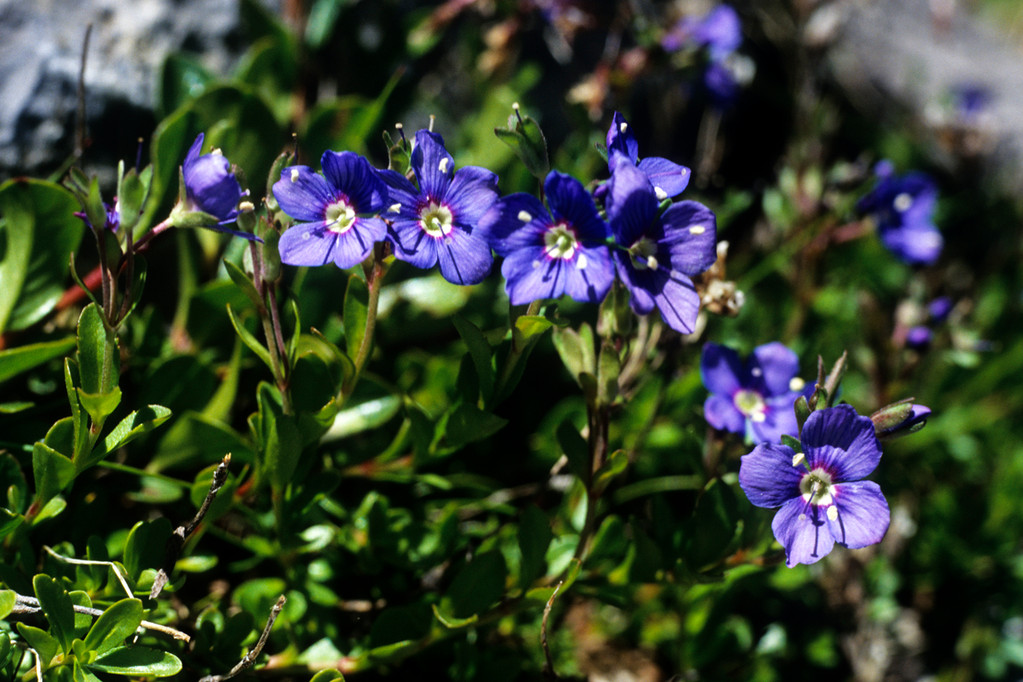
[75,24,93,160]
[541,581,563,681]
[43,545,132,600]
[199,595,286,682]
[11,594,191,642]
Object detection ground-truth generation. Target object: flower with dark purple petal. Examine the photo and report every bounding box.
[857,162,943,265]
[739,404,890,567]
[702,342,807,443]
[477,171,614,304]
[604,112,691,201]
[183,133,247,224]
[604,156,716,334]
[273,151,388,269]
[376,130,498,285]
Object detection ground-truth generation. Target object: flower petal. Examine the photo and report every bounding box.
[637,157,691,198]
[273,166,335,222]
[802,405,883,481]
[700,343,743,395]
[278,222,336,267]
[445,166,499,228]
[750,342,800,396]
[561,245,614,303]
[434,231,493,285]
[649,272,701,333]
[739,442,802,508]
[476,194,550,255]
[772,499,835,567]
[658,200,718,277]
[704,394,745,435]
[545,171,610,243]
[828,480,890,549]
[501,248,568,304]
[388,219,440,270]
[412,130,454,200]
[606,112,639,167]
[321,151,387,214]
[606,160,657,247]
[752,392,800,443]
[330,218,386,269]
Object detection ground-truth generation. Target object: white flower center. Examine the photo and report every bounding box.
[420,201,453,238]
[543,224,578,260]
[325,200,356,234]
[799,469,835,506]
[629,237,659,270]
[733,389,766,422]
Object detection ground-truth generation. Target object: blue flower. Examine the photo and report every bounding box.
[604,156,716,333]
[857,162,943,265]
[183,134,247,224]
[739,404,891,567]
[273,151,388,269]
[701,342,807,443]
[477,171,614,304]
[604,112,691,201]
[376,130,498,285]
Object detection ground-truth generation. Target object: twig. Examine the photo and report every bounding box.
[199,595,286,682]
[541,581,563,681]
[10,594,191,642]
[75,24,93,160]
[43,545,133,601]
[152,453,232,599]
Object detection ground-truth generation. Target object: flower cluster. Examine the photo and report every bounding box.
[739,404,891,567]
[271,113,719,334]
[857,161,943,265]
[701,342,808,444]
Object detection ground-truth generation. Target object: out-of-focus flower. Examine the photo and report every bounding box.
[739,404,891,567]
[872,401,930,440]
[273,151,388,269]
[477,171,614,304]
[661,4,751,107]
[605,157,716,333]
[183,133,247,224]
[702,342,806,443]
[604,112,691,200]
[857,162,943,265]
[377,130,498,285]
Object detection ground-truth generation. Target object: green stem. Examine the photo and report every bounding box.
[349,252,386,390]
[94,461,192,490]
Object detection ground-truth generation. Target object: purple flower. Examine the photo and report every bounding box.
[702,342,806,443]
[928,296,953,322]
[604,112,691,201]
[183,134,247,223]
[739,405,890,567]
[477,171,614,304]
[905,326,933,350]
[75,202,120,233]
[605,156,716,334]
[273,151,388,269]
[857,163,943,265]
[872,402,930,440]
[376,130,498,285]
[662,5,742,59]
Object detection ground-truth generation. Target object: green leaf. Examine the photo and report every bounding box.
[0,337,75,385]
[513,314,553,341]
[0,590,16,619]
[83,599,143,655]
[15,623,58,670]
[73,660,103,682]
[556,420,590,482]
[343,274,369,362]
[157,52,213,117]
[257,383,302,495]
[89,646,183,677]
[123,518,172,580]
[75,304,121,426]
[0,179,85,334]
[223,259,264,309]
[452,315,495,406]
[551,323,596,396]
[493,105,550,180]
[517,505,553,588]
[226,303,274,372]
[596,341,620,407]
[33,574,75,655]
[85,404,172,470]
[443,551,507,619]
[310,670,346,682]
[32,441,75,506]
[438,402,507,451]
[593,449,629,495]
[781,434,801,452]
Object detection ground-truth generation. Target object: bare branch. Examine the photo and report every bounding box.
[198,595,286,682]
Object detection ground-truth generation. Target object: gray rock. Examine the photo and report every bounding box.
[0,0,245,181]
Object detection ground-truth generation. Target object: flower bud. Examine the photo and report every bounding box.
[872,400,930,440]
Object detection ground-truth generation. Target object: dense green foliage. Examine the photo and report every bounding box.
[1,1,1022,680]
